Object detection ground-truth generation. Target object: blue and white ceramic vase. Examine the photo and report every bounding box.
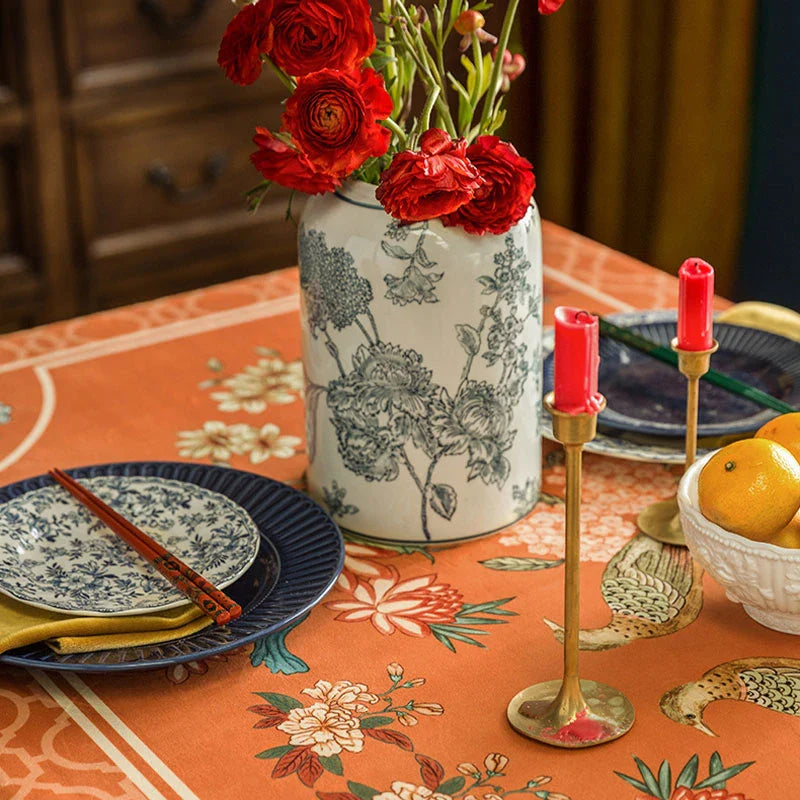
[299,180,543,544]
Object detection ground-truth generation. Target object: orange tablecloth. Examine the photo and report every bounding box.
[0,223,795,800]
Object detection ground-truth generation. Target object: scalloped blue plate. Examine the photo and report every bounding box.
[544,319,800,437]
[0,462,344,672]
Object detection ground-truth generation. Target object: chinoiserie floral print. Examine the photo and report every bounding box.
[175,348,304,466]
[0,477,259,614]
[301,207,542,541]
[325,541,517,651]
[318,750,570,800]
[249,663,443,788]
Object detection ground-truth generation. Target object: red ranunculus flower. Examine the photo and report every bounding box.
[269,0,376,77]
[250,128,340,194]
[218,0,275,86]
[376,128,484,223]
[441,135,535,235]
[538,0,567,14]
[282,68,393,177]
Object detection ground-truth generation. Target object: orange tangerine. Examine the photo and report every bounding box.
[770,509,800,549]
[755,411,800,464]
[697,438,800,541]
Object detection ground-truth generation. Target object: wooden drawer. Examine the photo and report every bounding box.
[75,102,284,242]
[60,0,239,90]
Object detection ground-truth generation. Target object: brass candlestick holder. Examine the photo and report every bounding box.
[507,392,634,748]
[637,338,719,546]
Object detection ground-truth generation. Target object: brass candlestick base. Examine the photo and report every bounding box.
[507,393,634,748]
[638,339,719,546]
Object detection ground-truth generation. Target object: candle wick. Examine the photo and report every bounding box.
[575,310,593,323]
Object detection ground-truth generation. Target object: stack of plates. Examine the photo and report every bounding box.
[0,462,344,672]
[542,311,800,463]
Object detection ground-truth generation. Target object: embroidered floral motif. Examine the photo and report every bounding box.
[176,420,251,462]
[238,423,302,463]
[250,663,443,787]
[326,564,516,651]
[211,356,304,413]
[361,752,567,800]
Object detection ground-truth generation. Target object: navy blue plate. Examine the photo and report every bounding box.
[0,462,344,672]
[544,321,800,437]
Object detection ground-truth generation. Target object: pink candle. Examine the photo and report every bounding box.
[553,306,602,415]
[677,259,714,350]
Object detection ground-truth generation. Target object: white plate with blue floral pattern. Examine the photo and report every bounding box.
[0,472,261,616]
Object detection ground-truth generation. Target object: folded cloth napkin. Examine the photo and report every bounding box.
[717,301,800,342]
[0,593,212,655]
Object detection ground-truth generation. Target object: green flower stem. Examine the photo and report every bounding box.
[471,33,485,107]
[478,0,520,134]
[391,7,457,138]
[383,0,400,111]
[417,85,441,141]
[262,54,296,93]
[382,116,408,149]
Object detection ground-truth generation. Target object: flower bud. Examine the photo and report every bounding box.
[387,662,404,678]
[404,677,425,687]
[457,763,480,777]
[413,702,444,716]
[483,753,509,774]
[397,712,418,726]
[454,10,486,35]
[528,776,551,788]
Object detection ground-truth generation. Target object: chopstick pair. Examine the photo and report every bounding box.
[49,468,242,626]
[598,317,798,415]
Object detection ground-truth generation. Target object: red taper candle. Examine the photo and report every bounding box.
[677,259,714,350]
[553,306,603,415]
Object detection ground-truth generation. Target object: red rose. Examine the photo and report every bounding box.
[218,0,275,86]
[282,68,392,177]
[250,128,339,194]
[538,0,566,14]
[376,129,484,223]
[441,136,535,235]
[269,0,376,77]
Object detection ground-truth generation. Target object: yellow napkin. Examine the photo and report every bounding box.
[0,593,213,655]
[717,301,800,342]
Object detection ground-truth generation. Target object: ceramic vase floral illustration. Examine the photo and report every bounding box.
[300,181,542,543]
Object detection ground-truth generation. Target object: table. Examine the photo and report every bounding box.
[0,223,794,800]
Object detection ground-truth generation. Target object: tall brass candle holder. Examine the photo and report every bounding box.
[637,338,719,546]
[507,392,634,748]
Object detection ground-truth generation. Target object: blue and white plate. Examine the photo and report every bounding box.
[544,311,800,438]
[0,462,344,672]
[0,474,261,616]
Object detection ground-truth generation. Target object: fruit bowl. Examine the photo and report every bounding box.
[677,452,800,634]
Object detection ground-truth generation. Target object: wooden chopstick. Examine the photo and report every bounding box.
[598,317,797,415]
[49,468,242,626]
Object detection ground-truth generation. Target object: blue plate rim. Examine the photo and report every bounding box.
[0,461,344,672]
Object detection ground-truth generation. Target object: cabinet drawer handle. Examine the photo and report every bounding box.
[136,0,214,39]
[146,152,229,203]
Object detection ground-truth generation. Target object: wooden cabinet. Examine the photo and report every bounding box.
[0,0,297,331]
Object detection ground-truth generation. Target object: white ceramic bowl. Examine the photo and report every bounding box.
[678,452,800,634]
